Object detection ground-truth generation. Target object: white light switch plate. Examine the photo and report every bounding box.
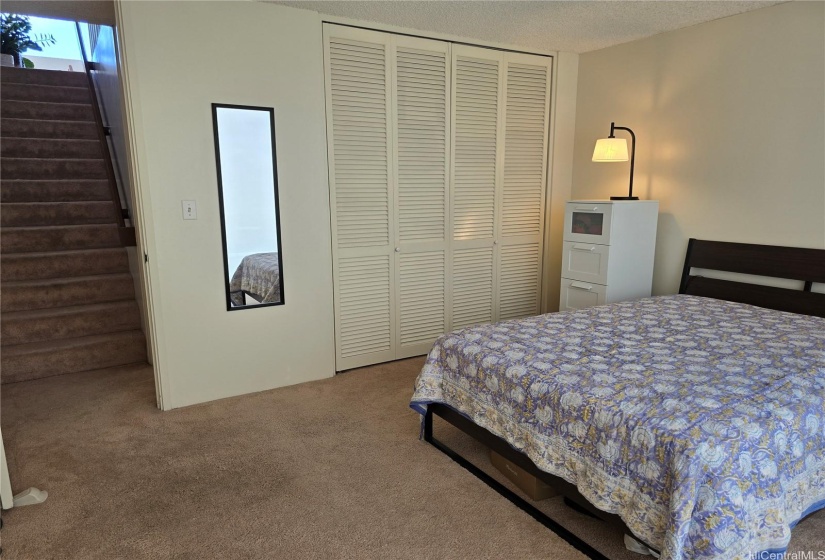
[182,200,197,220]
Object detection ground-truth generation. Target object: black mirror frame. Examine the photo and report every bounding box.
[212,103,285,311]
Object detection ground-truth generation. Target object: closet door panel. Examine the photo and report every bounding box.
[396,44,449,244]
[338,254,393,360]
[497,54,552,321]
[326,26,552,368]
[395,43,449,245]
[452,246,494,329]
[398,250,446,356]
[451,49,502,242]
[450,45,504,329]
[329,36,391,249]
[394,36,451,358]
[325,27,396,370]
[501,62,550,238]
[499,242,541,321]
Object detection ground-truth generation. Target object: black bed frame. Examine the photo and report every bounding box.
[679,239,825,318]
[423,239,825,559]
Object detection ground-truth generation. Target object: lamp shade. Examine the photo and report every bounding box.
[592,138,628,162]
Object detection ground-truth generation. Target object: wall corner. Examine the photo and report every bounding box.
[542,51,579,313]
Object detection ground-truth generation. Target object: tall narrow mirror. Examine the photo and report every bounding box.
[212,104,284,310]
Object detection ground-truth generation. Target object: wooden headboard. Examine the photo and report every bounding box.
[679,239,825,318]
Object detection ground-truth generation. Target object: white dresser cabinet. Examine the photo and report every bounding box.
[559,200,659,311]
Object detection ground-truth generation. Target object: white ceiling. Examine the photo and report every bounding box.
[271,0,785,53]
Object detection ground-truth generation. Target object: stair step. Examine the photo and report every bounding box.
[0,330,147,384]
[1,100,94,122]
[2,300,141,346]
[1,158,107,180]
[1,273,135,312]
[1,118,98,140]
[1,223,121,253]
[1,138,102,159]
[1,67,89,87]
[1,179,111,202]
[1,201,117,227]
[1,248,129,281]
[1,82,91,104]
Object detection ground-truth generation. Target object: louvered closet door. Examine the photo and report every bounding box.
[450,45,504,329]
[393,36,451,358]
[497,53,552,321]
[325,27,396,370]
[326,26,552,369]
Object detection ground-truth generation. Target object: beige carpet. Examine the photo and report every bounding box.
[1,358,823,559]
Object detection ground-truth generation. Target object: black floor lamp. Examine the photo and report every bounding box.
[592,122,638,200]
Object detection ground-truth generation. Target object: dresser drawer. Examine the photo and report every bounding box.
[559,277,606,311]
[561,241,609,285]
[563,202,613,245]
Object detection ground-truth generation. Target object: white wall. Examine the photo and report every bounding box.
[24,56,83,72]
[542,51,579,313]
[88,24,155,363]
[116,1,334,409]
[571,1,825,295]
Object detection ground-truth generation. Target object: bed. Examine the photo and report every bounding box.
[410,239,825,560]
[228,252,282,306]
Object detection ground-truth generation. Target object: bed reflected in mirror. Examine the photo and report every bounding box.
[212,104,284,310]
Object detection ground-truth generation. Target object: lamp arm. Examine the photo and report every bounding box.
[612,125,635,199]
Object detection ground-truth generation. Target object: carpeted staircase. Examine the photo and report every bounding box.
[1,67,147,384]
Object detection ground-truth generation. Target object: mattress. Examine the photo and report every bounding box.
[410,295,825,560]
[229,252,281,306]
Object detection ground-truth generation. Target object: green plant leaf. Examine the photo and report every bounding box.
[1,14,57,58]
[22,56,33,68]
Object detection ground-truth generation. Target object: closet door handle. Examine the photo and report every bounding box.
[571,244,596,252]
[395,247,400,253]
[569,281,594,291]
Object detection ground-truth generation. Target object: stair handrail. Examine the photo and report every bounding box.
[74,22,135,246]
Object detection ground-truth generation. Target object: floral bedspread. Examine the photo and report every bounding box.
[228,252,281,306]
[410,295,825,560]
